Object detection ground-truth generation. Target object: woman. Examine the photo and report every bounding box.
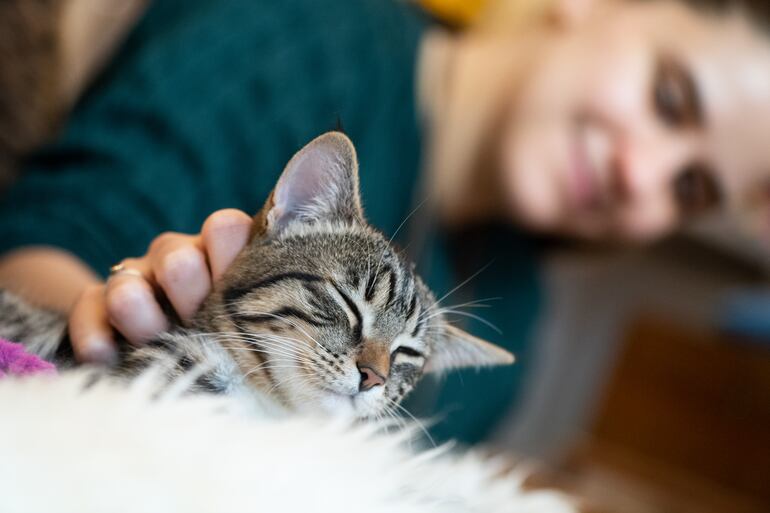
[1,0,770,442]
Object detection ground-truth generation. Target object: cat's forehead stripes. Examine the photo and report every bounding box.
[359,251,414,310]
[222,258,421,340]
[223,272,324,306]
[328,281,363,343]
[364,264,397,307]
[406,295,417,320]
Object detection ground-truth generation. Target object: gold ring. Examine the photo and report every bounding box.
[109,263,144,279]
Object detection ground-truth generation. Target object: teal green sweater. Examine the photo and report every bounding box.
[0,0,541,444]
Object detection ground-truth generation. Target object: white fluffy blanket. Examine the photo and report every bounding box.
[0,372,574,513]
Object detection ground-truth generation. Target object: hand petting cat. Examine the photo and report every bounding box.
[69,209,252,363]
[2,132,513,418]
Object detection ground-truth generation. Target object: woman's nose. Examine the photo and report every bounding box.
[610,133,691,204]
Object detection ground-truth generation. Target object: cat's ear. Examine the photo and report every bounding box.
[257,132,363,235]
[424,324,514,374]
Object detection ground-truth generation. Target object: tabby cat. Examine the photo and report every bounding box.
[0,132,513,419]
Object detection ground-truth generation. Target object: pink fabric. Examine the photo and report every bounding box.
[0,339,56,379]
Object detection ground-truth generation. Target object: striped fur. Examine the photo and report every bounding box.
[0,132,513,419]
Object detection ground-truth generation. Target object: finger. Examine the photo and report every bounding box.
[69,283,117,364]
[105,260,168,345]
[149,233,211,323]
[201,209,252,282]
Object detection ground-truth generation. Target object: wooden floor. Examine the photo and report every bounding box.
[527,315,770,513]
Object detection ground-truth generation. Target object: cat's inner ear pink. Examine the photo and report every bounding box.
[267,132,362,232]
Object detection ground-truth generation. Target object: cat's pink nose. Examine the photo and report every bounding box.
[358,365,386,391]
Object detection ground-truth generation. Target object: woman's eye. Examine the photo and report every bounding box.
[653,56,701,128]
[673,164,722,216]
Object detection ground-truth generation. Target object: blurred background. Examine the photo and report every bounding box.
[1,1,769,512]
[492,235,770,513]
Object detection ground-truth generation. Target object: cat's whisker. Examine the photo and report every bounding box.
[427,296,501,313]
[217,340,318,371]
[242,357,320,382]
[422,262,494,319]
[425,305,497,321]
[380,401,403,429]
[218,307,337,360]
[421,309,501,334]
[266,369,325,397]
[240,353,299,369]
[370,197,427,292]
[378,401,412,447]
[386,397,436,448]
[226,349,315,371]
[233,337,311,357]
[216,335,307,352]
[221,345,304,359]
[196,329,305,348]
[210,330,316,360]
[217,339,310,362]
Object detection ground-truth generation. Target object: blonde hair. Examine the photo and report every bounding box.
[418,0,556,30]
[473,0,557,32]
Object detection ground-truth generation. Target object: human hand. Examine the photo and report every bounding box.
[69,209,252,363]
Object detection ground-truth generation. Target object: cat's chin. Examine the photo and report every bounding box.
[314,391,358,419]
[295,389,386,420]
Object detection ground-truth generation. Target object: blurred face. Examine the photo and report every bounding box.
[500,0,770,240]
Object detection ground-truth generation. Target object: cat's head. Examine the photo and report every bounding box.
[199,132,513,418]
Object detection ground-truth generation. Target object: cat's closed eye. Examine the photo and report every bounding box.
[392,346,425,368]
[393,346,423,358]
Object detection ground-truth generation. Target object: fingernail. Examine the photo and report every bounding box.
[84,339,118,366]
